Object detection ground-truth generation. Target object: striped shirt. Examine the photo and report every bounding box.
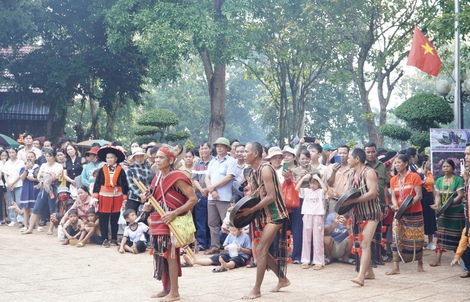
[191,156,213,193]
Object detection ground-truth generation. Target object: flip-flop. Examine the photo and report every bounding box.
[182,262,193,267]
[212,266,227,273]
[338,258,355,265]
[324,258,332,265]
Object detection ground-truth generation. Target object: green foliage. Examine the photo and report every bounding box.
[166,130,191,142]
[410,132,430,152]
[184,139,195,150]
[379,124,412,142]
[134,125,159,136]
[138,109,179,128]
[394,93,454,131]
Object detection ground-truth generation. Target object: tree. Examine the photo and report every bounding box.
[242,1,337,145]
[136,109,190,143]
[318,0,440,146]
[380,93,453,151]
[106,0,251,143]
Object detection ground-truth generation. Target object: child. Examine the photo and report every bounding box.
[183,225,252,272]
[295,173,327,270]
[62,209,83,245]
[119,209,148,254]
[76,207,101,247]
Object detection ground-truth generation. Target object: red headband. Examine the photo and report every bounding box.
[159,147,176,161]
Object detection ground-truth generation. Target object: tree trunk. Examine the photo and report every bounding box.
[87,95,100,139]
[208,62,226,143]
[104,95,121,141]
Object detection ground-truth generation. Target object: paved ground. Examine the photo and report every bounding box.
[1,224,469,302]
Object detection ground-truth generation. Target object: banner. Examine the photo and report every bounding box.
[430,128,469,179]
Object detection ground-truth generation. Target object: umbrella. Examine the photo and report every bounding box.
[0,133,20,148]
[76,139,111,147]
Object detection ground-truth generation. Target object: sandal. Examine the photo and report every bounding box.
[338,258,356,265]
[37,227,44,232]
[324,258,332,265]
[246,261,257,268]
[301,263,310,269]
[204,248,219,255]
[182,262,193,267]
[212,266,227,273]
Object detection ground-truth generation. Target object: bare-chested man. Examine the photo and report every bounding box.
[239,142,290,299]
[342,148,382,286]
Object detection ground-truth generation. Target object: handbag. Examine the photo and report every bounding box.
[170,211,196,248]
[157,173,196,248]
[281,177,300,208]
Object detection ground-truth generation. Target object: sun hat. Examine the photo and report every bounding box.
[323,144,337,151]
[265,147,284,160]
[57,186,70,195]
[85,146,100,155]
[282,146,296,156]
[97,146,126,163]
[129,147,148,160]
[213,137,231,150]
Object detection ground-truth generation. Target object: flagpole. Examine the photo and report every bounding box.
[454,0,461,129]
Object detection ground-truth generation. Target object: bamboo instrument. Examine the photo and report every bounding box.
[132,178,196,260]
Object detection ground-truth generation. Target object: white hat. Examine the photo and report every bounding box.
[264,147,283,160]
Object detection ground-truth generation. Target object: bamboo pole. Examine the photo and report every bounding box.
[132,178,196,260]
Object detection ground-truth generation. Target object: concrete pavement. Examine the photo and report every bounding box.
[0,224,469,302]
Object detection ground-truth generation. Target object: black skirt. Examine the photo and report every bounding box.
[420,188,437,235]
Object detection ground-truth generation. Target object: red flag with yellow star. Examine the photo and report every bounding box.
[407,25,441,76]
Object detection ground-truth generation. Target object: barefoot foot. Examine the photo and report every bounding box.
[158,294,180,302]
[151,290,170,298]
[364,273,375,280]
[270,278,290,292]
[429,262,441,267]
[242,289,262,300]
[219,256,228,269]
[385,269,400,275]
[182,254,194,266]
[351,278,364,286]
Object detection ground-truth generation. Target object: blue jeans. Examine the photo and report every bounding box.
[32,187,57,216]
[7,187,23,223]
[193,193,210,249]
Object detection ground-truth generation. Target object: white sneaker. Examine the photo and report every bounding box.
[7,222,17,227]
[20,227,27,232]
[426,243,436,251]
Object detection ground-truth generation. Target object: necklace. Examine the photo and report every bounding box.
[398,171,409,203]
[441,175,453,204]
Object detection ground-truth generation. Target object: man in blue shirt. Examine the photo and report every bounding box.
[324,212,353,264]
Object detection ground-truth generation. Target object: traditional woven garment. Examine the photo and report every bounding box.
[93,165,128,213]
[251,162,289,225]
[148,170,191,290]
[435,176,465,251]
[251,162,289,278]
[392,212,424,263]
[349,167,382,223]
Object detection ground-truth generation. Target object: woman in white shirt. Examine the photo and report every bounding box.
[3,148,25,227]
[23,149,63,235]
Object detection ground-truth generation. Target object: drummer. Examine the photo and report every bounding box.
[386,154,425,275]
[341,148,381,286]
[240,142,290,300]
[430,159,465,267]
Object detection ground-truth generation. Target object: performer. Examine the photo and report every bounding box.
[144,144,197,301]
[386,154,425,275]
[239,142,290,300]
[92,146,129,247]
[430,159,465,267]
[341,148,381,286]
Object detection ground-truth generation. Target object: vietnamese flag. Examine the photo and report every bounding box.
[407,25,442,76]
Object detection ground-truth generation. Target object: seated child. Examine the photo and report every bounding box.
[119,209,149,254]
[62,209,83,245]
[183,224,252,272]
[76,207,101,247]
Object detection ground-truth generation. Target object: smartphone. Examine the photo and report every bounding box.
[460,158,465,173]
[304,136,316,143]
[282,162,289,172]
[333,155,341,165]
